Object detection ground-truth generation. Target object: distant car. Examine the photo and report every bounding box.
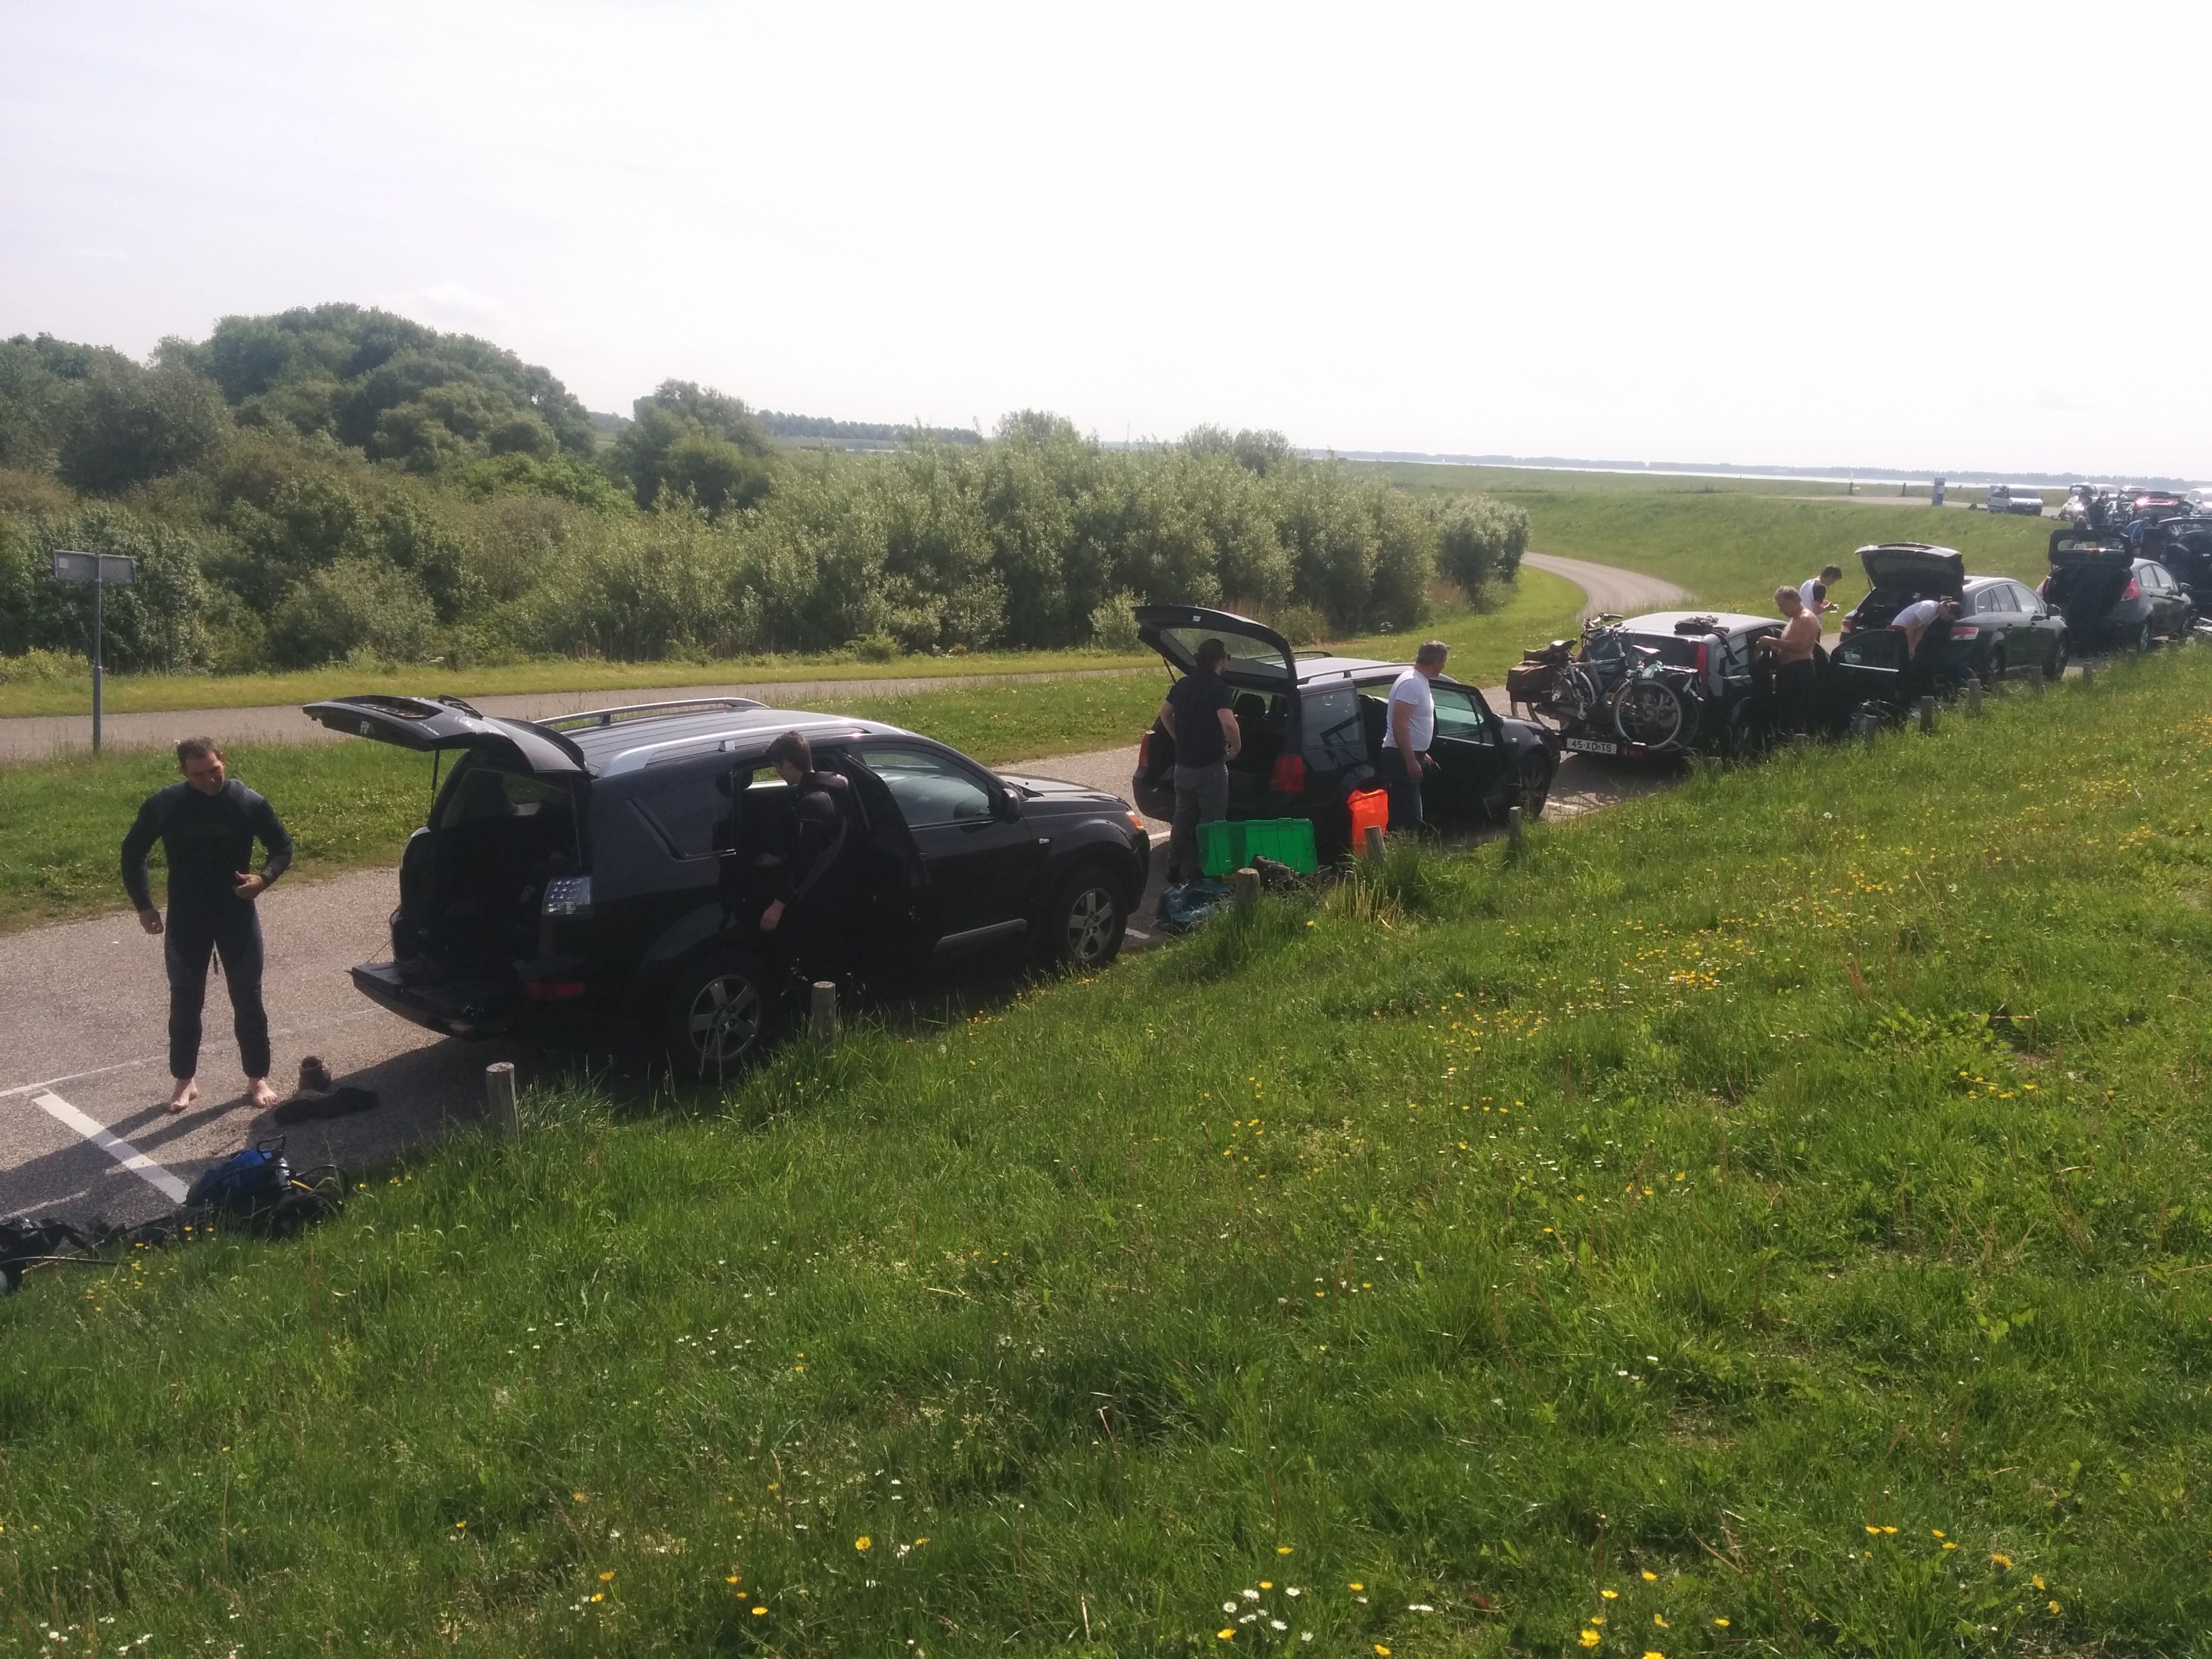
[1129,605,1555,855]
[1983,484,2048,516]
[302,695,1151,1072]
[2189,487,2212,517]
[1837,543,2067,685]
[2042,541,2196,652]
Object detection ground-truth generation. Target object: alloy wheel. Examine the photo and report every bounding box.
[686,971,763,1068]
[1063,885,1118,966]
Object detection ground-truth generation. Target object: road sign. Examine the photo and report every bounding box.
[49,550,138,587]
[47,549,138,753]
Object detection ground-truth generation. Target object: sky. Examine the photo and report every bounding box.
[3,0,2207,478]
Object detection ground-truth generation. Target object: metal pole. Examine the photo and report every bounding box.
[91,573,103,756]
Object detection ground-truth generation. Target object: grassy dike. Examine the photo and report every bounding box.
[6,651,2211,1654]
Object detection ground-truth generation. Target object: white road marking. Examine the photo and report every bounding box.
[28,1091,190,1202]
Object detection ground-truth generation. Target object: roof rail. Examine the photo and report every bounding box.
[538,697,766,731]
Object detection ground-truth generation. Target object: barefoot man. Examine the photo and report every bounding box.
[121,737,293,1112]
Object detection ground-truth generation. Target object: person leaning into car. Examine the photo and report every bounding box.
[1381,640,1450,834]
[755,729,857,982]
[1156,636,1242,888]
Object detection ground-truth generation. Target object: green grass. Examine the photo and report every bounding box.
[1334,562,1585,683]
[1376,466,2059,620]
[0,646,1162,721]
[7,649,2212,1653]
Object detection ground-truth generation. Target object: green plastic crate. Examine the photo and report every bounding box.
[1197,817,1319,878]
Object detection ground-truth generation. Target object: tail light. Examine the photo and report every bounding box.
[1694,640,1709,675]
[1948,624,1979,639]
[2123,576,2141,600]
[1137,731,1152,769]
[541,875,592,918]
[1269,753,1307,793]
[524,979,588,1000]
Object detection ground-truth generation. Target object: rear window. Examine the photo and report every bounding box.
[436,755,575,830]
[1617,632,1702,668]
[1302,684,1362,750]
[628,764,741,859]
[1156,626,1289,682]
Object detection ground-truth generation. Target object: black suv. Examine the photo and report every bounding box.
[1128,605,1555,854]
[304,695,1151,1071]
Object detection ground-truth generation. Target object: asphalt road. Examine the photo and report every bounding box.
[0,666,1150,762]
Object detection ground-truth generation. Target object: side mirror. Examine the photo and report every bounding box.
[994,786,1023,821]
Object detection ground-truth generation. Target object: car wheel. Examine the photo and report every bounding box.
[1042,864,1126,970]
[663,950,779,1078]
[2049,638,2067,680]
[1513,750,1553,818]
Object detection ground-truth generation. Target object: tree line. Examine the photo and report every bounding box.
[0,306,1527,676]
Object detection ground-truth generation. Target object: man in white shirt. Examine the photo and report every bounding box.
[1379,640,1449,832]
[1799,565,1843,615]
[1889,596,1960,663]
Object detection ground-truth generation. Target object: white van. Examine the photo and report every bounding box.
[1985,484,2048,516]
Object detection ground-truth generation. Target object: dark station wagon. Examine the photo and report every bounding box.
[304,695,1151,1073]
[1128,605,1556,855]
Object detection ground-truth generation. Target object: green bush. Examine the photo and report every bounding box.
[1432,491,1530,598]
[267,558,435,666]
[1086,588,1142,651]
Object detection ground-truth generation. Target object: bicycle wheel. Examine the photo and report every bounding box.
[1614,678,1686,748]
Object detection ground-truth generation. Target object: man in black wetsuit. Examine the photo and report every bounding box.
[755,729,855,984]
[121,737,293,1113]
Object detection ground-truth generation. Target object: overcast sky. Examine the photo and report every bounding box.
[3,0,2206,478]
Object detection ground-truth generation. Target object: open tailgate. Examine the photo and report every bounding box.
[1134,605,1298,687]
[304,694,585,776]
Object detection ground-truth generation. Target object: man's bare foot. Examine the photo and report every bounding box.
[166,1080,199,1114]
[246,1077,280,1110]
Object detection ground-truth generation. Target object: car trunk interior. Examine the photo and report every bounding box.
[1140,674,1286,783]
[2046,554,2132,633]
[402,755,582,981]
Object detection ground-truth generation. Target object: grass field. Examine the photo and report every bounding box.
[6,647,2210,1654]
[1376,467,2060,621]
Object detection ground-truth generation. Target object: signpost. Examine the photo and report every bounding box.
[49,550,138,754]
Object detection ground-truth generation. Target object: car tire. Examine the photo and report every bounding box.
[1040,863,1126,970]
[1514,750,1553,819]
[662,949,781,1080]
[2049,638,2067,680]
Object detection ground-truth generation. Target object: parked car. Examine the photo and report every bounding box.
[1128,605,1555,855]
[2147,515,2212,592]
[1983,484,2048,516]
[302,695,1151,1071]
[2041,540,2196,652]
[1837,543,2067,686]
[1513,610,1785,760]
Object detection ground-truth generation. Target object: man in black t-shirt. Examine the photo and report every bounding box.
[121,737,293,1113]
[1155,638,1242,888]
[756,729,857,984]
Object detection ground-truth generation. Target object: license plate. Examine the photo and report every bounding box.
[1563,736,1618,755]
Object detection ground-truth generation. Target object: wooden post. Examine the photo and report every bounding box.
[2029,667,2044,697]
[2081,661,2095,687]
[484,1061,518,1139]
[1965,680,1982,718]
[1233,866,1260,915]
[1507,804,1524,849]
[1917,695,1936,734]
[810,981,838,1049]
[1362,824,1387,861]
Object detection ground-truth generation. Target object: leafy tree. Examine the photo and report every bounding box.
[1432,493,1529,598]
[266,558,434,666]
[608,382,779,513]
[0,504,209,670]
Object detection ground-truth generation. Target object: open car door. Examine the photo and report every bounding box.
[304,694,585,777]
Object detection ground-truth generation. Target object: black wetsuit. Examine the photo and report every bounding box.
[121,780,293,1081]
[769,771,855,982]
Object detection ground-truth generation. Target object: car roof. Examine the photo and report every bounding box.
[552,705,918,777]
[1288,654,1405,684]
[1620,611,1780,635]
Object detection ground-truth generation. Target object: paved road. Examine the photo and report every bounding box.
[0,666,1151,763]
[1521,551,1689,621]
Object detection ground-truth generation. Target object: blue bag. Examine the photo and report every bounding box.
[184,1141,292,1216]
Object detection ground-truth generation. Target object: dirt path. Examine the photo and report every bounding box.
[1521,551,1689,621]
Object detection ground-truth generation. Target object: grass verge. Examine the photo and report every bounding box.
[6,648,2211,1652]
[1376,466,2059,619]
